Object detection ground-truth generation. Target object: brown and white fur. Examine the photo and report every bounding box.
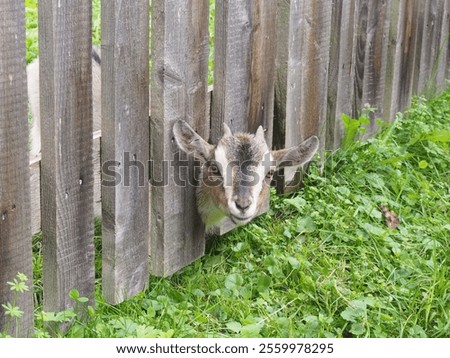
[173,120,319,232]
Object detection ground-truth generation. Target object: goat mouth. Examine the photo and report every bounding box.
[230,215,252,224]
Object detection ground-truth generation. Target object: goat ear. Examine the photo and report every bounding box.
[173,120,214,162]
[223,122,232,137]
[271,136,319,169]
[255,125,265,142]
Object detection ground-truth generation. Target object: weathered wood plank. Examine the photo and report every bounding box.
[151,0,209,276]
[102,0,149,301]
[273,0,291,151]
[353,0,369,119]
[436,0,450,92]
[284,0,332,188]
[418,0,443,95]
[211,0,252,142]
[248,1,277,141]
[325,0,344,150]
[0,0,34,337]
[334,0,358,149]
[30,132,101,236]
[39,0,95,315]
[412,0,427,95]
[389,0,421,117]
[362,0,391,137]
[382,0,401,122]
[447,0,450,79]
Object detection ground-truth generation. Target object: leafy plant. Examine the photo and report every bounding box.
[0,273,29,337]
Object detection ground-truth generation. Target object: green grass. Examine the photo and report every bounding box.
[24,86,449,338]
[23,0,449,338]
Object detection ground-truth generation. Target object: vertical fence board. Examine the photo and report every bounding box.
[325,0,343,149]
[390,0,420,117]
[151,0,209,276]
[418,0,443,95]
[436,0,450,92]
[353,0,369,118]
[383,0,401,122]
[273,0,291,151]
[102,0,149,301]
[362,0,391,137]
[0,0,33,337]
[284,0,332,187]
[211,0,252,142]
[447,0,450,78]
[39,0,94,314]
[334,0,358,149]
[248,1,277,140]
[412,0,427,94]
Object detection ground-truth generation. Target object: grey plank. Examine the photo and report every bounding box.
[102,0,150,301]
[0,0,34,337]
[418,0,443,95]
[353,0,369,119]
[30,132,101,236]
[211,0,252,142]
[248,1,277,141]
[362,0,391,137]
[436,0,450,92]
[325,0,344,150]
[39,0,95,315]
[390,0,421,117]
[284,0,332,188]
[273,0,291,151]
[151,0,209,276]
[334,0,358,149]
[383,0,401,122]
[412,0,427,95]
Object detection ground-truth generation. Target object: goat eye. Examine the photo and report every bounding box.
[266,170,274,179]
[209,163,221,176]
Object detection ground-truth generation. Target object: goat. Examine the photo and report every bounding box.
[173,120,319,232]
[27,47,102,159]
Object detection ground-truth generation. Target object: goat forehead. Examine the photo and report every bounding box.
[218,135,266,164]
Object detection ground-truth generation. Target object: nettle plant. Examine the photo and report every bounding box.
[173,120,319,232]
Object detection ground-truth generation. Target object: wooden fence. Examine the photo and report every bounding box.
[1,0,449,336]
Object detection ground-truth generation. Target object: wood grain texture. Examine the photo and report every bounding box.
[151,0,209,276]
[383,0,401,122]
[325,0,343,150]
[361,0,391,138]
[30,132,101,236]
[353,0,369,120]
[418,0,443,95]
[284,0,332,187]
[211,0,252,142]
[447,0,450,79]
[389,0,420,118]
[102,0,149,301]
[435,0,450,92]
[334,0,358,149]
[0,0,34,337]
[412,0,427,95]
[39,0,95,315]
[273,0,291,151]
[248,1,277,141]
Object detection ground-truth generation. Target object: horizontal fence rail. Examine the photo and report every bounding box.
[0,0,449,336]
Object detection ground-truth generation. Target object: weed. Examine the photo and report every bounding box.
[0,273,29,337]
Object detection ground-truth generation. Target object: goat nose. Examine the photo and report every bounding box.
[235,199,251,212]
